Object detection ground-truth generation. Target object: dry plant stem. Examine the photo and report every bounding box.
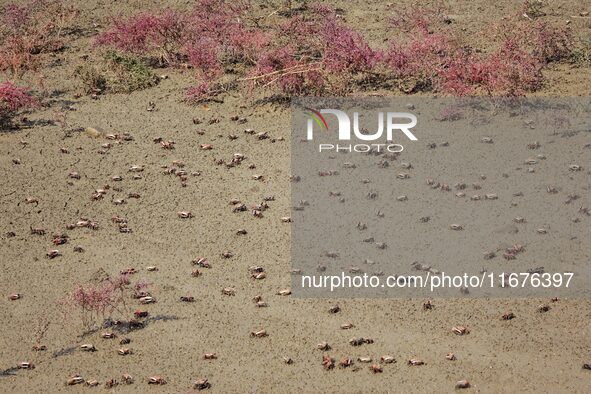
[238,62,322,82]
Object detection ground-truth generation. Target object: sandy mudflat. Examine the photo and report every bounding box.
[1,0,591,393]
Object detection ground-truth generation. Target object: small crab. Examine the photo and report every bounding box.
[193,379,210,390]
[30,226,46,235]
[25,197,39,205]
[17,361,35,369]
[139,296,155,304]
[177,211,193,219]
[450,224,463,231]
[160,140,175,149]
[369,364,383,373]
[251,271,266,280]
[569,164,582,171]
[317,341,331,351]
[349,337,368,346]
[111,215,127,224]
[338,357,353,368]
[252,209,263,218]
[147,376,166,385]
[121,374,133,384]
[329,305,341,314]
[538,304,550,313]
[46,250,61,259]
[118,348,132,355]
[192,257,211,268]
[322,355,335,370]
[120,267,136,275]
[85,380,99,387]
[408,358,425,366]
[128,165,144,172]
[67,375,84,385]
[446,352,456,361]
[203,353,217,360]
[249,266,265,274]
[423,299,433,310]
[53,235,67,245]
[101,332,116,339]
[483,251,496,260]
[105,379,118,388]
[452,326,469,335]
[9,293,21,300]
[180,296,195,302]
[380,355,395,364]
[501,312,516,320]
[80,344,96,352]
[222,287,236,296]
[250,329,268,338]
[232,203,247,212]
[456,379,470,389]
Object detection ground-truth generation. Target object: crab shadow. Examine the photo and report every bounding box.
[51,315,180,359]
[52,346,77,358]
[0,367,19,377]
[104,314,180,335]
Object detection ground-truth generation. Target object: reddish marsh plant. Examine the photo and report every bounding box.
[64,274,149,332]
[245,4,378,95]
[0,81,38,127]
[439,40,543,96]
[96,9,186,66]
[97,0,269,99]
[97,2,574,99]
[0,0,78,76]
